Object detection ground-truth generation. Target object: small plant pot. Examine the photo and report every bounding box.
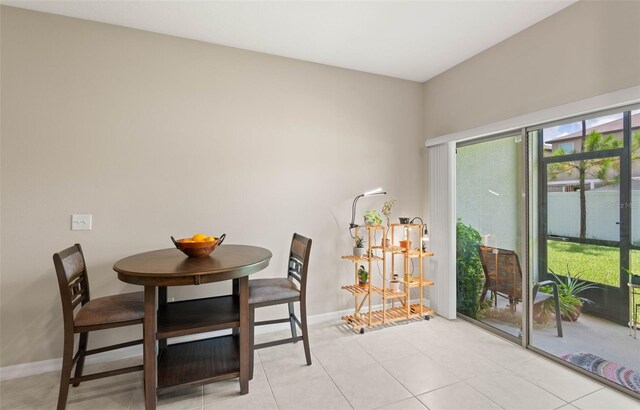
[389,280,401,292]
[353,247,366,258]
[562,304,583,322]
[382,238,391,248]
[532,303,555,325]
[399,240,411,251]
[359,280,369,287]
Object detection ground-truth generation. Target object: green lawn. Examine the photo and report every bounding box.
[547,240,640,286]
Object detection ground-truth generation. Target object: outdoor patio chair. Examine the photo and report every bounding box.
[477,246,563,337]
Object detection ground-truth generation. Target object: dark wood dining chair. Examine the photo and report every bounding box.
[477,245,562,337]
[53,244,144,410]
[248,233,312,377]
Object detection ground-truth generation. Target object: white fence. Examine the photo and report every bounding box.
[548,191,640,242]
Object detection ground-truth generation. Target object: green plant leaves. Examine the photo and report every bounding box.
[456,220,485,318]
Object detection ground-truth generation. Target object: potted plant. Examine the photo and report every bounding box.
[357,265,369,287]
[353,235,366,258]
[540,269,599,322]
[363,210,382,226]
[381,199,396,247]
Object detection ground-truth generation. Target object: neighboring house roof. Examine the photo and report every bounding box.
[547,112,640,143]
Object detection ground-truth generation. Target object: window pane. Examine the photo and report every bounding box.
[630,249,640,281]
[547,158,620,242]
[632,110,640,245]
[547,240,619,286]
[542,112,624,157]
[457,135,524,339]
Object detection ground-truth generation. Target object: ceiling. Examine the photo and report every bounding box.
[2,0,575,82]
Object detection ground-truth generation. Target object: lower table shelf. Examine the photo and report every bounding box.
[341,304,434,329]
[157,335,239,392]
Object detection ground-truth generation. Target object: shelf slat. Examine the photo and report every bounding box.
[341,255,384,262]
[341,284,383,295]
[403,279,435,288]
[342,304,434,329]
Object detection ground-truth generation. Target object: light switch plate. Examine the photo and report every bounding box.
[71,214,92,231]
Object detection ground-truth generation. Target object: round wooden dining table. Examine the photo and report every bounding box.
[114,245,272,410]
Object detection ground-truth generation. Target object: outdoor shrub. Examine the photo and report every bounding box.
[456,220,485,318]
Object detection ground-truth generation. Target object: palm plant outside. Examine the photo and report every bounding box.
[548,121,640,240]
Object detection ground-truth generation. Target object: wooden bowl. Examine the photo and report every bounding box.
[171,234,226,258]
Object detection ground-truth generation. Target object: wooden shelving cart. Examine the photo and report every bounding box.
[341,223,435,333]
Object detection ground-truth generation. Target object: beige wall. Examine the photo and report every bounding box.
[0,6,424,366]
[423,1,640,139]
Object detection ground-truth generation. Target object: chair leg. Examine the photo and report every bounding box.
[300,301,311,366]
[72,332,88,387]
[249,306,255,380]
[57,333,74,410]
[288,302,297,340]
[480,283,489,303]
[552,287,563,338]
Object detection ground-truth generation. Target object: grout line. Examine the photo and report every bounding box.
[309,349,355,410]
[568,387,605,405]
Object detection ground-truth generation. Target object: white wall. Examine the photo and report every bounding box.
[423,1,640,140]
[0,6,424,366]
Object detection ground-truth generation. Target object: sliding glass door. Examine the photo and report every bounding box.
[529,107,640,395]
[456,134,526,340]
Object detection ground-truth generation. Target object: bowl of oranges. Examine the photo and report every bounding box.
[171,233,226,258]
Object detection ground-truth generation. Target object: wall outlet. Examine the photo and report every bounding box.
[71,214,92,231]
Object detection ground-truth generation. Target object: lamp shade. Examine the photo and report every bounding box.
[363,187,386,196]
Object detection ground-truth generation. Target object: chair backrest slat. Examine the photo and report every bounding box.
[287,234,312,294]
[288,255,303,284]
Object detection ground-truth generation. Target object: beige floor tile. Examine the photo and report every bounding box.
[467,370,566,410]
[0,372,59,409]
[571,388,640,410]
[203,391,277,410]
[309,322,360,346]
[203,359,271,403]
[66,388,136,410]
[423,346,506,380]
[129,386,203,410]
[261,351,326,387]
[255,332,305,362]
[271,375,351,410]
[505,357,603,402]
[467,337,537,367]
[379,352,459,395]
[416,381,502,410]
[330,363,412,410]
[356,329,420,362]
[374,397,427,410]
[313,339,376,375]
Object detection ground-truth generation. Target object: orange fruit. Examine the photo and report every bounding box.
[192,233,208,242]
[206,236,216,242]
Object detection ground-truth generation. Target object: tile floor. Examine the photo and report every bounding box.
[1,317,639,409]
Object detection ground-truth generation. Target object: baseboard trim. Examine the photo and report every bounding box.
[0,298,431,380]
